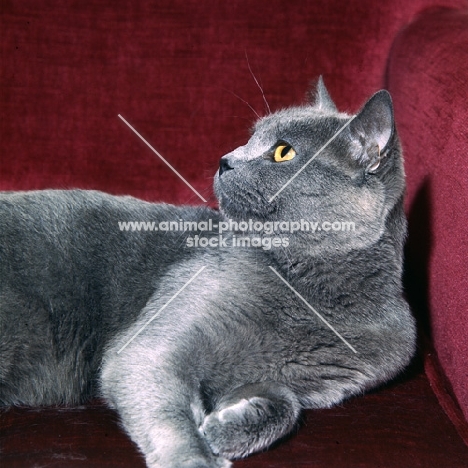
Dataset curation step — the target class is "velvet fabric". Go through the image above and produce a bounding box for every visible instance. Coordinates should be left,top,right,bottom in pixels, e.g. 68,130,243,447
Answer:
2,371,468,467
387,7,468,424
1,1,468,465
1,0,465,203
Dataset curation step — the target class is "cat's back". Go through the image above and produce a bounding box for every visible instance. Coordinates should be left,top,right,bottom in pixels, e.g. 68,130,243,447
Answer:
1,189,137,239
1,190,147,278
0,189,219,299
1,189,172,233
0,188,216,254
0,189,218,405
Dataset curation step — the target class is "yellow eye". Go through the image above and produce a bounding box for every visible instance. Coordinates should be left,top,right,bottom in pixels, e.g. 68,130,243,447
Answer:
273,144,296,162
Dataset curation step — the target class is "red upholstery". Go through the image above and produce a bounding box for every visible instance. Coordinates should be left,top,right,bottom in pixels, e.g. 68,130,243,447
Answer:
2,372,468,468
2,0,466,202
387,7,468,424
1,1,468,466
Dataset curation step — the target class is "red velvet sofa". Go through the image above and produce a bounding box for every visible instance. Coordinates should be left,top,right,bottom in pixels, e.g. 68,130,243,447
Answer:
1,1,467,466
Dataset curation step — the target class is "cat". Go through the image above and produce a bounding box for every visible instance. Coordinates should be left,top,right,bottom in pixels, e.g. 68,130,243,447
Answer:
0,78,416,468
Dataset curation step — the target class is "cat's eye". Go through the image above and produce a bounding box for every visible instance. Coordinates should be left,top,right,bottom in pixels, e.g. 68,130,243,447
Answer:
273,144,296,162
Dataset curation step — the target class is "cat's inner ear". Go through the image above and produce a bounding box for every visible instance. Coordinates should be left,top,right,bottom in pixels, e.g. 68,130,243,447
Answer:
311,76,338,111
349,90,394,171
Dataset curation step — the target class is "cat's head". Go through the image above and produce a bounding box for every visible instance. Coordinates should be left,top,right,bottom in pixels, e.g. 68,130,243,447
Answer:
214,78,406,253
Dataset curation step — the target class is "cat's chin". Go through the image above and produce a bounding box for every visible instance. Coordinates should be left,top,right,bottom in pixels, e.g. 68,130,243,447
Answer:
215,186,275,222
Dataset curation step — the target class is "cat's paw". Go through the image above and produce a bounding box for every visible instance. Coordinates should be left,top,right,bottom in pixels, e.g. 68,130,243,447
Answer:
200,397,273,459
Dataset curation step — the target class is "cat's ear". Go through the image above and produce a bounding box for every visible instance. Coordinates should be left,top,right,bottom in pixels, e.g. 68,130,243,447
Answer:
349,90,394,172
311,76,338,111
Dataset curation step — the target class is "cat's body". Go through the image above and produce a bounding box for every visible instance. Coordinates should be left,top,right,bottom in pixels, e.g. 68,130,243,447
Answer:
0,81,416,467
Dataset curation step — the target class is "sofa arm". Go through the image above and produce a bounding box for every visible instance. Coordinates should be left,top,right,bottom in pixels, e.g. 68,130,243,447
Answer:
387,7,468,425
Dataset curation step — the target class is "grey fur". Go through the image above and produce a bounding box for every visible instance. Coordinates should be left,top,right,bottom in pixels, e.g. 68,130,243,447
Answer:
0,81,416,468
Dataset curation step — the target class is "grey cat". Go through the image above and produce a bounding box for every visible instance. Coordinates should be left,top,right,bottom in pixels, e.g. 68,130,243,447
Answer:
0,79,416,468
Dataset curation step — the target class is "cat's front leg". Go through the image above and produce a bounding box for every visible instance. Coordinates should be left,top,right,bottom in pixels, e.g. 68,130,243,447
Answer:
101,341,231,468
200,382,301,459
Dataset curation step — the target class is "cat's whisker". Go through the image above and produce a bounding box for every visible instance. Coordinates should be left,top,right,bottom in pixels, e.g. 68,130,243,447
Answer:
222,88,261,120
245,50,271,116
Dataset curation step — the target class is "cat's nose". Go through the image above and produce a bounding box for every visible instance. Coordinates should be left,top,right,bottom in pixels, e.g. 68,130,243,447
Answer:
219,157,234,176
